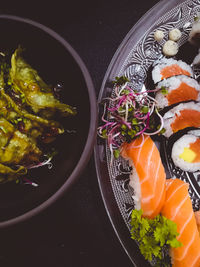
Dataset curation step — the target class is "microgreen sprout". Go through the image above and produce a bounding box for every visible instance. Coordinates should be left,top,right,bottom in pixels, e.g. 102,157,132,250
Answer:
22,177,38,187
98,76,164,162
26,155,53,170
112,76,130,86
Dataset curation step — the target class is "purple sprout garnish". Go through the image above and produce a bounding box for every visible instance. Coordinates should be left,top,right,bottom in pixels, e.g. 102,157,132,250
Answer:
98,76,164,163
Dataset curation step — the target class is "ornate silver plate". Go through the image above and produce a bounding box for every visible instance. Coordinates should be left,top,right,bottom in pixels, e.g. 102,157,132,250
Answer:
94,0,200,266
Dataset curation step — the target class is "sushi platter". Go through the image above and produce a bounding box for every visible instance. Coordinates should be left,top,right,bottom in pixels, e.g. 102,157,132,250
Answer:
95,0,200,266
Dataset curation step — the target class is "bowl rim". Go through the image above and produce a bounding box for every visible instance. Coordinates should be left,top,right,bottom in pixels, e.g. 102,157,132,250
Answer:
0,14,97,228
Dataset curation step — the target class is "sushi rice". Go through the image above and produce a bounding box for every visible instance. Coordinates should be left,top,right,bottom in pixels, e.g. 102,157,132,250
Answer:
129,165,141,210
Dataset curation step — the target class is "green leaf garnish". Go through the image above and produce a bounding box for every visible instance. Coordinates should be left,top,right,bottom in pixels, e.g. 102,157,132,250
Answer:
101,129,108,138
157,125,166,134
46,148,58,159
113,149,120,159
134,125,140,132
161,86,168,95
121,89,130,95
130,209,182,265
132,118,138,125
112,76,130,86
121,124,127,130
118,106,124,112
141,106,149,114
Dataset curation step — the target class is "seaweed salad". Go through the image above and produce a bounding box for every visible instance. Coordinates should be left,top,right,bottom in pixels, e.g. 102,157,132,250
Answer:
0,46,76,184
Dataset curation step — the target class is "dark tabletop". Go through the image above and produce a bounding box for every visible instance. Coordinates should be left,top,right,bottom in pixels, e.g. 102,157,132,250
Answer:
0,1,160,266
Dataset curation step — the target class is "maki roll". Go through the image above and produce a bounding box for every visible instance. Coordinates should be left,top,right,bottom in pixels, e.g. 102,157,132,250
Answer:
162,101,200,138
171,129,200,172
155,75,200,109
152,57,193,84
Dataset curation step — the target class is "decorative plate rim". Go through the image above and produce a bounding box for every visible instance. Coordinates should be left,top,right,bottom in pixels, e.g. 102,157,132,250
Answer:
94,0,199,266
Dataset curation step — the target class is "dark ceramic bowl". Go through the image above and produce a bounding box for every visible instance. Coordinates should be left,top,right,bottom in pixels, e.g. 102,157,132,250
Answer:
0,15,97,227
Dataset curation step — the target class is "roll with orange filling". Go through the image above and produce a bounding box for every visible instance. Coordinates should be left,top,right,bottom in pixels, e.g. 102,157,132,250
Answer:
162,101,200,138
155,75,200,109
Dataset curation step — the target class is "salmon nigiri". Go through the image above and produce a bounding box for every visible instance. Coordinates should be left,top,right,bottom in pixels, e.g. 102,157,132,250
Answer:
121,134,166,219
161,179,200,267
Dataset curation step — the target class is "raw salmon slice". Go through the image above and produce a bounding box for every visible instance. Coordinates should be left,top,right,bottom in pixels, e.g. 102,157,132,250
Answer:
161,179,200,267
121,135,166,219
189,138,200,163
161,64,191,80
171,109,200,134
166,82,199,106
